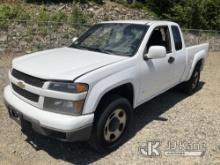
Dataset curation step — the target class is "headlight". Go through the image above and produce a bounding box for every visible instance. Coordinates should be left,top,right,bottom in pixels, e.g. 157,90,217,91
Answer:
48,82,88,93
44,97,84,115
46,82,88,115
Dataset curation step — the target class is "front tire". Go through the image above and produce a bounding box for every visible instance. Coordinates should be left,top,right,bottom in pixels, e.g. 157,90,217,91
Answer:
89,95,133,152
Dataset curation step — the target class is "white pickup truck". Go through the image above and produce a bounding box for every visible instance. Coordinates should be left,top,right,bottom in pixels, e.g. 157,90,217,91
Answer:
3,20,209,152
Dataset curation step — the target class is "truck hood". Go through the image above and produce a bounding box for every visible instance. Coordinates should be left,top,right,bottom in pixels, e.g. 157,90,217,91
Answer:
13,47,126,81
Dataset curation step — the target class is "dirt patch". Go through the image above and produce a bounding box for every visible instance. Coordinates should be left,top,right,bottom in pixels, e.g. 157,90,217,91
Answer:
0,52,220,165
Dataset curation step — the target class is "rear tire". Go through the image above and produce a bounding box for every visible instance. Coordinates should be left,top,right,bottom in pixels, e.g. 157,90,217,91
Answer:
182,67,200,95
89,95,133,152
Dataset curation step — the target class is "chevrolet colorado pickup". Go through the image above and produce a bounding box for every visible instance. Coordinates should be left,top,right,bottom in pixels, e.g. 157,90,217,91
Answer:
3,20,209,152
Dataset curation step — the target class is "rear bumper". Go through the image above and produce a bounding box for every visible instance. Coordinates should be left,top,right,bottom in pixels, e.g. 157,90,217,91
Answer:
3,85,94,142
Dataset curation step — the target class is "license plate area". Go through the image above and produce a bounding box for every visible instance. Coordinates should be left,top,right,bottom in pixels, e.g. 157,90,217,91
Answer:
8,106,23,125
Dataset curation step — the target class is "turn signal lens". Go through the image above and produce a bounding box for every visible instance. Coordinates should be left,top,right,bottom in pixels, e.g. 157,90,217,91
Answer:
76,83,88,93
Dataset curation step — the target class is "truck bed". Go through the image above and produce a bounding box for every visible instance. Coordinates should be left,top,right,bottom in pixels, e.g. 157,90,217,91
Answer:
183,43,209,81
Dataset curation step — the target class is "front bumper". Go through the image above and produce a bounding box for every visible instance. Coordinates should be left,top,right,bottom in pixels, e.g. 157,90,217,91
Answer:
3,85,94,142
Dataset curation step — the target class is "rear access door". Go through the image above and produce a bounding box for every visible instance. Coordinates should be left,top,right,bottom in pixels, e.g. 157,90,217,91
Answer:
169,25,186,85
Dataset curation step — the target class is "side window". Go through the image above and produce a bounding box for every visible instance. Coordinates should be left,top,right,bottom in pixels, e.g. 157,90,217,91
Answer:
146,26,172,53
171,26,182,51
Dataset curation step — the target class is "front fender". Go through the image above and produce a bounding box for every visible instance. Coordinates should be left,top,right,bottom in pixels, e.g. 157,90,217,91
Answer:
81,66,139,114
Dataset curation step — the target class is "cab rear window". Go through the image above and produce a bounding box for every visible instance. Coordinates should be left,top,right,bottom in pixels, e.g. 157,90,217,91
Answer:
171,26,182,51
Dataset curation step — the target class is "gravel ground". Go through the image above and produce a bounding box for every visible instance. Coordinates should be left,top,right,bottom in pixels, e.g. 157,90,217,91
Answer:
0,52,220,165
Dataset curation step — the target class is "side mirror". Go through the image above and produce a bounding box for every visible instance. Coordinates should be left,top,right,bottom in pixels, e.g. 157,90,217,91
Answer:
144,46,166,60
72,37,78,43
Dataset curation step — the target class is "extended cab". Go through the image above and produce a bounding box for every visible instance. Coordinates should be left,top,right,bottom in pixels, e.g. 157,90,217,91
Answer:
3,20,209,151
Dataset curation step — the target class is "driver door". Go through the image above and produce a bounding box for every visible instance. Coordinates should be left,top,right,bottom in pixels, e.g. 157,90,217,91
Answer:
139,26,175,103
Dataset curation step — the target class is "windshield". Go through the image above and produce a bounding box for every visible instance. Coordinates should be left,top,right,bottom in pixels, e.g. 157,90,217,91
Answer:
70,23,149,57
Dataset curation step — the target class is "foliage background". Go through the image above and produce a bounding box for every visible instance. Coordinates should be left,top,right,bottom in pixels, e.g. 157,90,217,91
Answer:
146,0,220,30
0,0,219,30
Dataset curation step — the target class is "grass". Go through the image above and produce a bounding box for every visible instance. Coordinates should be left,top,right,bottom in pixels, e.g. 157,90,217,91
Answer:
0,4,30,29
0,3,89,50
0,3,88,29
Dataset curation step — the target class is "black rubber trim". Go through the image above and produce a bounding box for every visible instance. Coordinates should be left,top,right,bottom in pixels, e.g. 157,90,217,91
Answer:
12,69,46,87
11,83,39,102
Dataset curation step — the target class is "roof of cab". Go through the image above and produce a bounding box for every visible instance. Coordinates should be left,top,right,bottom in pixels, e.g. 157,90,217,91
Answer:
100,20,177,26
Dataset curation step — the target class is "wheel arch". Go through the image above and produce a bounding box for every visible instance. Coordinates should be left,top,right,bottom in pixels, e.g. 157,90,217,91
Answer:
95,83,134,111
84,82,134,119
195,58,205,71
187,50,206,81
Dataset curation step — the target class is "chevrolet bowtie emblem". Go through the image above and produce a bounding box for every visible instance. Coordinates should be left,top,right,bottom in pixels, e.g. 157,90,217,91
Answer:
17,81,25,89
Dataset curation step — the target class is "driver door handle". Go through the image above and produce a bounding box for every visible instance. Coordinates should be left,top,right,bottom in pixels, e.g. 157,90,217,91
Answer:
168,56,175,64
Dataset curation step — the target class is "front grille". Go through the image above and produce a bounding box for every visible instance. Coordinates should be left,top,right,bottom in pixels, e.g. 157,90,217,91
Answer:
12,69,45,87
12,83,39,102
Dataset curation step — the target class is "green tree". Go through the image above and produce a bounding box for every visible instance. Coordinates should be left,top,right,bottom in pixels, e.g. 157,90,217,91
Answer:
146,0,220,30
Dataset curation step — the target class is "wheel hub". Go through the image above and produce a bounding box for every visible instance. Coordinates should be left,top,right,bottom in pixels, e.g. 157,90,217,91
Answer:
109,117,120,132
104,109,127,142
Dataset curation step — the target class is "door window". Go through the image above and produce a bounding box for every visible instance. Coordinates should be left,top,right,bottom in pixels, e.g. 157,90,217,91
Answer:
146,26,172,53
